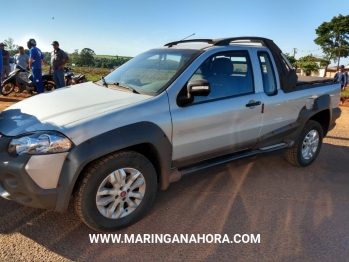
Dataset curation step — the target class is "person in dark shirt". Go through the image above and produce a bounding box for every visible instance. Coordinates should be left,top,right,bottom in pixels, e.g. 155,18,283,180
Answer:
27,39,47,94
335,65,348,91
0,46,2,95
49,41,69,88
0,42,11,78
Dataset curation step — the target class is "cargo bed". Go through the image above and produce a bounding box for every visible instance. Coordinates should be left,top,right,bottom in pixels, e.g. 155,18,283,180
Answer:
297,76,336,85
291,75,338,91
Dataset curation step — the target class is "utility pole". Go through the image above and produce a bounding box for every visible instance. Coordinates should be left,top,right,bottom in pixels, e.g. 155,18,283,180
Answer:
293,48,298,57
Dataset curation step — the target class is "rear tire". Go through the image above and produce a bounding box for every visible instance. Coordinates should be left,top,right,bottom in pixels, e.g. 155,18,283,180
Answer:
285,120,323,167
74,151,157,232
1,82,15,96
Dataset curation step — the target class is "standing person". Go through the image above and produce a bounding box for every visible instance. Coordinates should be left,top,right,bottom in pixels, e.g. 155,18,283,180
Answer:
0,42,11,78
0,45,3,95
14,46,29,69
335,65,348,91
49,41,69,89
27,39,47,94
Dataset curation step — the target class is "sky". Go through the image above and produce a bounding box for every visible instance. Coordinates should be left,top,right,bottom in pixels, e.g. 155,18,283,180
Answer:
2,0,348,66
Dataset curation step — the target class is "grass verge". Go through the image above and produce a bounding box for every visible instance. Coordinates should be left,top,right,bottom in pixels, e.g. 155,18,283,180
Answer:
41,65,113,82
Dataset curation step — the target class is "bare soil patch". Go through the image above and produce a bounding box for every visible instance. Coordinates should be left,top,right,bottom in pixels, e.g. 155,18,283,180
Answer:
0,92,31,111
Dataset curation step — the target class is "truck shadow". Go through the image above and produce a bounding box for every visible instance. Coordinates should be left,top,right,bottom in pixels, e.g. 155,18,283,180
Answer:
0,143,348,261
0,97,23,103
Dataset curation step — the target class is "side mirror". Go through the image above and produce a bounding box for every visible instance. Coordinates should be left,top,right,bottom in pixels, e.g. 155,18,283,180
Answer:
177,79,211,106
187,79,211,97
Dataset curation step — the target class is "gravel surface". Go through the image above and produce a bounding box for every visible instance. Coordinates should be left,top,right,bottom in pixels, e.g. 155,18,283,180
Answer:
0,96,349,262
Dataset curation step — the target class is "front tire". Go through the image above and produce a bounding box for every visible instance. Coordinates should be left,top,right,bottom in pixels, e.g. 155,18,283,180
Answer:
66,78,73,86
74,151,157,232
45,81,56,92
285,120,323,167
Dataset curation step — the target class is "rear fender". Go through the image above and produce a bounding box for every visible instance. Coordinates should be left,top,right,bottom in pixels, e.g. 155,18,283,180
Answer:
255,95,333,149
284,94,332,144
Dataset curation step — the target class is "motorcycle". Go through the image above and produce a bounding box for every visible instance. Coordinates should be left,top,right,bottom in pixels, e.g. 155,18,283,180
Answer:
64,67,88,86
1,65,55,96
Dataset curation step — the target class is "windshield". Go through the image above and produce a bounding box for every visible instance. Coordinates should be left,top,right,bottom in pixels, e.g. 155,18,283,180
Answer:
103,49,201,94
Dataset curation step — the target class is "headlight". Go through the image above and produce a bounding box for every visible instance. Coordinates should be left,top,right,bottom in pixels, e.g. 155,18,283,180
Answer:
8,131,74,156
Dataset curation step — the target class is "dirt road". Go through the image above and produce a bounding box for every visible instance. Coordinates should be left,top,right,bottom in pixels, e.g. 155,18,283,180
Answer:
0,93,29,112
1,96,349,262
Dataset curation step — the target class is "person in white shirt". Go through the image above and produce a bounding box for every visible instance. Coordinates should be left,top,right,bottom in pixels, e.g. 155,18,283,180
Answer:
14,46,29,70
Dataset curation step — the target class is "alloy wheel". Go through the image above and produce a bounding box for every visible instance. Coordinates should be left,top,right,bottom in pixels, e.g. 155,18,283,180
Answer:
301,129,319,160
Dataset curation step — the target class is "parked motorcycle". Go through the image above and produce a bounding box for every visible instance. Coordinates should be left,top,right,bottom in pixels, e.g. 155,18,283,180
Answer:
1,65,55,96
64,67,88,86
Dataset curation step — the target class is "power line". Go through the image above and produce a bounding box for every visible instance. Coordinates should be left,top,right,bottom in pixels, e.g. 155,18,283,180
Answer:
297,48,321,52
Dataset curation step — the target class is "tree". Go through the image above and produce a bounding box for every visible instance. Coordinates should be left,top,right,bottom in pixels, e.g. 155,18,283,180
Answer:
298,54,320,76
314,14,349,76
68,49,80,66
319,56,331,70
3,37,18,56
42,52,51,64
79,48,95,66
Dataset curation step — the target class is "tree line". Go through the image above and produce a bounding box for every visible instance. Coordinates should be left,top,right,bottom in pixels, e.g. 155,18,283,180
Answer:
2,38,131,69
67,48,131,68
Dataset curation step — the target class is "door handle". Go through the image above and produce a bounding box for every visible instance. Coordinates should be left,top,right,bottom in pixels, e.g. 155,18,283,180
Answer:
245,101,261,107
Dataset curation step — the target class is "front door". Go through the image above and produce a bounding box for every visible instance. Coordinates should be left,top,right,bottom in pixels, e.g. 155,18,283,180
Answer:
169,50,263,168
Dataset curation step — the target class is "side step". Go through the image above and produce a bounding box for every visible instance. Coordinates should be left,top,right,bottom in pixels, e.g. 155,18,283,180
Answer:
180,150,260,176
259,143,288,152
169,143,288,181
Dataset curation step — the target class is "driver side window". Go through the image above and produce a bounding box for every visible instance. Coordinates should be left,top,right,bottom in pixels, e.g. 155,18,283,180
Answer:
188,51,254,103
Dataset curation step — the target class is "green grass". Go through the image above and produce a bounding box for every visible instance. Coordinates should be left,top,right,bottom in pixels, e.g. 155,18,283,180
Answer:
342,89,349,98
42,65,112,82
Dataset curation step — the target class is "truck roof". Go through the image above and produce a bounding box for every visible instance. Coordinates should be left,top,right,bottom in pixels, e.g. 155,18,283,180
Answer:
161,36,298,93
157,43,268,50
163,37,275,50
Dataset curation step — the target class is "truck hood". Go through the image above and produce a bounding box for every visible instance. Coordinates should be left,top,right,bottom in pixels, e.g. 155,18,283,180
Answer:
0,82,152,136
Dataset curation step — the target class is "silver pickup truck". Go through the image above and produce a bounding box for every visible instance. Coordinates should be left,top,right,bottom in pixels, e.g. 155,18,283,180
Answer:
0,37,341,232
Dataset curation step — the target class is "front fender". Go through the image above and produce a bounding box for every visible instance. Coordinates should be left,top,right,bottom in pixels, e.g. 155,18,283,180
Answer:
2,75,16,85
55,121,172,213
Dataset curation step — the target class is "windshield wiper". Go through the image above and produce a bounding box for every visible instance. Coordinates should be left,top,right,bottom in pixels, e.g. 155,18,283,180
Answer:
108,82,140,94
